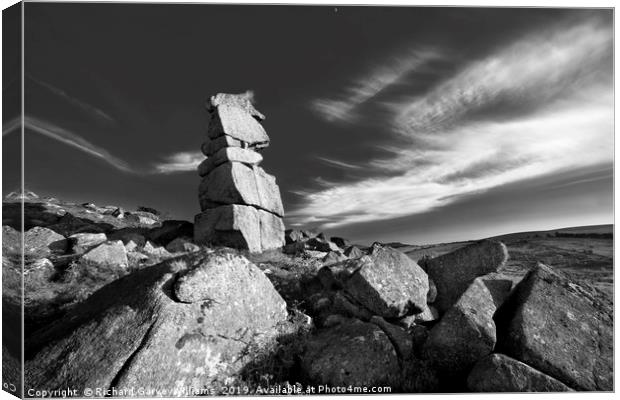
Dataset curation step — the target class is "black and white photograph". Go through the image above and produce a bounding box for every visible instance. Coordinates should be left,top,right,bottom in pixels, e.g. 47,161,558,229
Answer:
0,1,615,397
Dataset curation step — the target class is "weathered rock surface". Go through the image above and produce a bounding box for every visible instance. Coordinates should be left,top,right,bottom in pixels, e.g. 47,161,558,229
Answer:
318,257,367,290
284,229,306,244
199,162,284,217
344,245,364,259
201,135,244,157
198,147,263,177
423,276,512,373
305,237,340,252
147,220,193,246
69,233,107,254
322,251,348,265
25,251,288,393
207,105,270,145
209,91,265,121
467,353,573,392
195,205,284,253
301,318,401,387
344,245,429,318
370,316,414,360
330,237,349,249
81,240,128,269
24,227,67,258
258,209,286,251
426,240,508,313
165,237,200,253
495,264,612,391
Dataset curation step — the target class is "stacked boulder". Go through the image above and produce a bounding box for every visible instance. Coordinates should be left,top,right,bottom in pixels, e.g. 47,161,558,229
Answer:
194,92,285,253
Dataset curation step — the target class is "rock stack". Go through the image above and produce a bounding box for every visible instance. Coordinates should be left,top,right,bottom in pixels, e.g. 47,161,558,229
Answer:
194,92,285,253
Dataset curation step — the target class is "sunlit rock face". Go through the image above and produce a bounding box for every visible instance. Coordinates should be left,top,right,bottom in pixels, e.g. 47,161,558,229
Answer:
194,92,285,253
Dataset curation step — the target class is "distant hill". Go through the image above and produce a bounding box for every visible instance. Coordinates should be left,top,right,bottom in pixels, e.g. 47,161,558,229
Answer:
489,224,613,241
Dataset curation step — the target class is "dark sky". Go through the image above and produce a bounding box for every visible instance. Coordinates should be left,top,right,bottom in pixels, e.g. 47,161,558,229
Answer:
2,4,613,245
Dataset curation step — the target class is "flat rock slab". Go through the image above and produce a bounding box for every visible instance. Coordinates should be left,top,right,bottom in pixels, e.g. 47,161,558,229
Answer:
80,240,128,269
69,233,107,254
426,240,508,313
301,318,401,388
24,227,67,258
495,263,613,391
344,245,429,318
423,276,512,373
207,105,269,145
199,162,284,217
467,353,573,392
25,251,288,393
198,147,263,177
208,92,265,121
194,205,284,253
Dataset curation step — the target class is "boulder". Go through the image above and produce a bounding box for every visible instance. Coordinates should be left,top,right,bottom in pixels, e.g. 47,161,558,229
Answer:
125,213,158,226
344,245,429,318
301,318,401,388
194,205,283,253
257,209,285,251
2,225,21,257
317,257,367,290
495,264,612,391
142,241,174,260
198,147,263,177
199,162,284,217
208,91,266,121
423,276,512,373
207,105,270,145
69,233,107,254
329,290,373,322
426,240,508,313
46,213,107,236
427,278,437,303
344,245,364,258
467,353,573,392
201,135,245,157
195,204,261,252
414,305,439,323
322,251,347,265
25,250,288,393
174,251,284,306
165,237,200,253
282,241,305,255
305,237,339,252
146,220,193,246
284,229,306,244
81,240,128,269
330,237,349,248
370,316,414,360
24,227,67,258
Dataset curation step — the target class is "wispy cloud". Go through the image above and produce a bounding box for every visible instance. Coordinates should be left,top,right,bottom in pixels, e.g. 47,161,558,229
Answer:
293,17,613,229
153,151,204,174
316,156,362,170
311,48,441,123
19,116,137,173
4,115,201,175
27,74,116,123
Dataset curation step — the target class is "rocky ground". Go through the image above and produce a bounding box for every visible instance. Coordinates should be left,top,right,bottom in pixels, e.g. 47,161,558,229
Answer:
1,195,614,396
